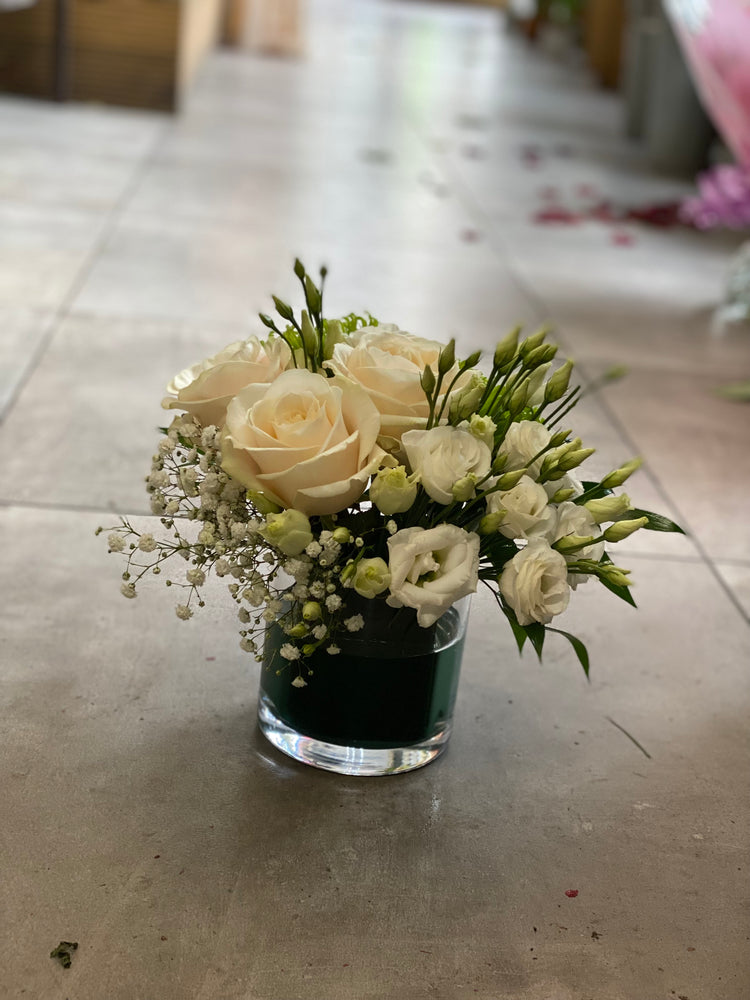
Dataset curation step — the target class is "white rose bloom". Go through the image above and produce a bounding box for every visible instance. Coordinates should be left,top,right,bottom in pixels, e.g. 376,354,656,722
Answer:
402,426,492,504
387,524,480,627
497,420,551,479
220,369,385,516
325,325,473,444
552,500,604,587
162,335,291,428
486,475,556,540
499,537,570,626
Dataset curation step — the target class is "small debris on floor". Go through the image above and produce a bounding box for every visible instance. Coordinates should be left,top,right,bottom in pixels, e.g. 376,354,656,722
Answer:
565,889,579,898
50,942,78,969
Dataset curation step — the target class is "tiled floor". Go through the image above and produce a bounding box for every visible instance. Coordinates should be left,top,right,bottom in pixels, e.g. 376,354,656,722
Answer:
2,2,749,998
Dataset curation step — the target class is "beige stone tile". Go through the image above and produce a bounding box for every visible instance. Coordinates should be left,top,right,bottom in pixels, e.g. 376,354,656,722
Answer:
0,200,105,309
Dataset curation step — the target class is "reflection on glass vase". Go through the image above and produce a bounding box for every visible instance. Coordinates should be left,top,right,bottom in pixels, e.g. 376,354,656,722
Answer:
257,595,471,776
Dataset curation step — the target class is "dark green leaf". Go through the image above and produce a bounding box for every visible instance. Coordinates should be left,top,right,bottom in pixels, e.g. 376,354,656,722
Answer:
598,575,637,608
546,627,590,678
525,622,545,660
621,508,686,534
50,942,78,969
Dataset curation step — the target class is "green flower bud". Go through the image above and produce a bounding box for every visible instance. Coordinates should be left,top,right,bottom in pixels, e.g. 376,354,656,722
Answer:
550,487,577,503
438,338,456,375
543,360,574,404
449,372,486,422
603,516,648,542
524,343,557,370
600,457,642,489
287,623,307,638
300,310,318,357
509,380,529,414
519,328,548,358
557,447,595,472
352,557,391,599
600,564,632,588
332,526,351,544
584,493,633,524
247,490,282,516
370,466,418,515
272,295,294,322
260,509,314,556
302,644,317,657
452,474,478,502
494,328,520,370
420,365,436,395
478,511,505,535
302,601,322,622
554,534,598,554
465,413,496,448
323,319,344,360
259,312,278,331
304,275,321,315
294,258,306,279
461,350,482,370
549,427,573,448
496,468,526,491
339,562,356,584
491,452,508,473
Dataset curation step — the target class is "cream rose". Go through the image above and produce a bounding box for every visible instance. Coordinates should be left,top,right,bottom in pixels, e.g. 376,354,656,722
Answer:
386,524,480,627
486,475,555,541
325,325,472,444
162,335,290,428
402,426,492,504
220,369,385,516
497,420,551,479
498,537,570,626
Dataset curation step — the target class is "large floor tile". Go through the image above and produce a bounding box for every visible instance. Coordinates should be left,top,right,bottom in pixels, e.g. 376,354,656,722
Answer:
0,200,106,309
1,507,748,999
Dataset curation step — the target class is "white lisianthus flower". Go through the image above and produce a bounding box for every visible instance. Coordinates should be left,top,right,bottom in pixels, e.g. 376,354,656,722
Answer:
402,426,492,505
325,325,473,444
498,538,570,626
220,369,385,516
459,414,496,450
162,335,291,428
497,420,552,479
486,475,556,541
553,501,604,587
387,524,480,627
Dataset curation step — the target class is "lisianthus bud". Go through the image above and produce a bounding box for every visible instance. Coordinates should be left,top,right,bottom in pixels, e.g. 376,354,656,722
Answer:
323,319,344,360
600,457,642,488
438,338,456,375
304,275,321,315
287,623,307,638
247,490,282,516
332,526,351,544
260,509,314,556
557,447,595,472
543,360,574,404
524,344,557,369
303,601,322,621
585,494,633,524
496,468,526,490
525,362,551,407
464,413,496,449
519,328,547,358
301,310,318,357
600,564,632,588
494,328,520,370
452,474,478,502
553,534,598,554
550,487,577,503
420,364,436,395
479,511,505,535
509,380,529,414
352,557,391,598
272,295,294,322
370,466,418,515
603,516,648,542
449,372,486,421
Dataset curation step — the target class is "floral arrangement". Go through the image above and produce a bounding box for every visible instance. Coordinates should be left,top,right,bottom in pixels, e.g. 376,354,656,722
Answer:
101,260,682,684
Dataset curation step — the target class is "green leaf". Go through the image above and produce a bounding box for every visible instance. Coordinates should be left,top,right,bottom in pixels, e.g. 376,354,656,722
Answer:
598,574,637,608
499,601,527,654
525,622,545,660
621,508,686,534
546,627,590,678
50,941,78,969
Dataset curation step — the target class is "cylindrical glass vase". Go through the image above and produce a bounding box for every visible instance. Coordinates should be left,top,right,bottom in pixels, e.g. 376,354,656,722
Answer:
257,596,470,776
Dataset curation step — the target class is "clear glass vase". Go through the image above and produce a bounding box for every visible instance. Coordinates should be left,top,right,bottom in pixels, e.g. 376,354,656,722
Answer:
257,595,470,776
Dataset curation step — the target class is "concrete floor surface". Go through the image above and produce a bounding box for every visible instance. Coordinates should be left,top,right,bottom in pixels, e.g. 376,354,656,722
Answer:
1,1,749,998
